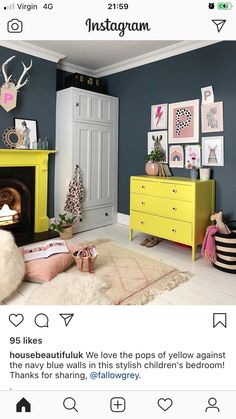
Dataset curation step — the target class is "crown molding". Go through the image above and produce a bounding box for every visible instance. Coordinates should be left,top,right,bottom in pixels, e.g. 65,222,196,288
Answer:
0,41,65,63
57,61,94,76
0,40,221,75
94,40,221,77
57,40,221,77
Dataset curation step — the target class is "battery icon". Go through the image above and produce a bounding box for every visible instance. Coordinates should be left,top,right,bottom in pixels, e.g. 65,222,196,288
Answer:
217,2,233,9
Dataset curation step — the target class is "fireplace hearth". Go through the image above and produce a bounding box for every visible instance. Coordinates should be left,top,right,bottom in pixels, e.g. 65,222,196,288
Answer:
0,149,57,246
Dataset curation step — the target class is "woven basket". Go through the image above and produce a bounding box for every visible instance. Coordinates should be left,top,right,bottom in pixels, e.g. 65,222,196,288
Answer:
73,246,98,273
214,221,236,274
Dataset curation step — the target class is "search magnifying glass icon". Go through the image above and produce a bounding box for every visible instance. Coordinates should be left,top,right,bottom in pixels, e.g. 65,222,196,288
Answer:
63,397,78,412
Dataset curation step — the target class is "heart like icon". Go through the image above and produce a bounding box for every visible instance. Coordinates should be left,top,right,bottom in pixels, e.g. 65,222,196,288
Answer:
9,314,24,327
157,398,173,411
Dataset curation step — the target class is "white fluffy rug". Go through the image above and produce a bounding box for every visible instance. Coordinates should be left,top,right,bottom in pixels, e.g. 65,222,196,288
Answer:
26,268,111,305
0,230,25,302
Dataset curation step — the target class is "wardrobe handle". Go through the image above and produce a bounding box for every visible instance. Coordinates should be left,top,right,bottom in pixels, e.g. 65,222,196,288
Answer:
171,228,176,233
80,218,83,222
105,212,109,216
141,201,145,205
172,207,177,211
140,221,145,225
141,185,145,189
172,189,177,193
76,102,80,107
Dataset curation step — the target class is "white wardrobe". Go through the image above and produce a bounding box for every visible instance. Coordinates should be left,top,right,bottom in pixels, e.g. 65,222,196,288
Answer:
55,87,119,233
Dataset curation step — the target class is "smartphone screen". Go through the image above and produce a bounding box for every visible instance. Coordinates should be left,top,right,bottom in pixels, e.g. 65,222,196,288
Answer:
0,0,235,417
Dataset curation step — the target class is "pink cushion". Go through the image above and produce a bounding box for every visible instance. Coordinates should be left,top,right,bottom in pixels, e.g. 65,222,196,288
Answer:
24,242,79,283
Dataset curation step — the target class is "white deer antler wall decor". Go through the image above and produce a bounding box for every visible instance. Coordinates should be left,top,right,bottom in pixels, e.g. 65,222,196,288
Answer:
0,56,33,112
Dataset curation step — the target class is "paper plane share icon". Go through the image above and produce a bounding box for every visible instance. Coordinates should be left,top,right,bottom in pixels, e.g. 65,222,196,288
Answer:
59,313,74,327
212,19,226,33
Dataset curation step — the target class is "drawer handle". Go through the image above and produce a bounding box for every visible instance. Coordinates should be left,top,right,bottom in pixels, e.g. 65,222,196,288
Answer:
172,189,177,193
172,228,176,233
141,201,145,205
105,212,109,216
140,221,145,225
141,185,145,189
80,218,83,222
76,102,80,107
172,207,177,211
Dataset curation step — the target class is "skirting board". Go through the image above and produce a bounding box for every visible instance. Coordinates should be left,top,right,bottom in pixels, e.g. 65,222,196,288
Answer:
117,213,130,226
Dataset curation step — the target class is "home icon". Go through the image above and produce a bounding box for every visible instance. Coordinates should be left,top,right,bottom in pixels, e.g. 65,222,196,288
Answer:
16,397,31,413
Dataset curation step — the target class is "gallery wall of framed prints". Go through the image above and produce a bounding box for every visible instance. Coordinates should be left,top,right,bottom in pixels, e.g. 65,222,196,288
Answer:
148,87,224,171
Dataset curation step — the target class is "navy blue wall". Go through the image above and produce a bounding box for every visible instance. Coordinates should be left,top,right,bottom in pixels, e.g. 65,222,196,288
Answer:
104,41,236,219
2,42,235,220
0,46,57,217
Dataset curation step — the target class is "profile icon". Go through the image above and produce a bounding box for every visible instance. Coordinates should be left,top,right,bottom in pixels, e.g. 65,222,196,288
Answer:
205,397,220,412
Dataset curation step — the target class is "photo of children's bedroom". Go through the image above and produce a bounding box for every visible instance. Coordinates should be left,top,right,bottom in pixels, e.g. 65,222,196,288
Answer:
0,40,235,305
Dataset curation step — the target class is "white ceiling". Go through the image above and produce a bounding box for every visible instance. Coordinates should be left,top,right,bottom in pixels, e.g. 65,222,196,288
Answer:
29,40,180,70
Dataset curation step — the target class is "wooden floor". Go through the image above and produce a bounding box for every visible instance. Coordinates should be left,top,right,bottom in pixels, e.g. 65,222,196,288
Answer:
2,223,236,305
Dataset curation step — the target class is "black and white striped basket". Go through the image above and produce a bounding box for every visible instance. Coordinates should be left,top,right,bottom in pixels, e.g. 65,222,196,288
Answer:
214,222,236,274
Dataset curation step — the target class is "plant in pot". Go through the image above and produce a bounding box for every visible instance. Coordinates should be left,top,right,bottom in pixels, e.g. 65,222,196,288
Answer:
50,213,77,239
145,147,166,176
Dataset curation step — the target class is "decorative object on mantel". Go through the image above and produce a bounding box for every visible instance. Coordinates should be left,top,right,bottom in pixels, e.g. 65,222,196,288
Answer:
0,56,33,112
50,213,78,240
2,126,24,149
14,118,38,149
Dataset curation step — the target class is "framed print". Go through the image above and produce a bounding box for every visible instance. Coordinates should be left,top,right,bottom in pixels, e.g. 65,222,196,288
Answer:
169,145,184,168
151,103,168,130
201,101,224,133
168,99,199,143
202,136,224,166
147,131,168,163
185,144,201,169
14,118,38,149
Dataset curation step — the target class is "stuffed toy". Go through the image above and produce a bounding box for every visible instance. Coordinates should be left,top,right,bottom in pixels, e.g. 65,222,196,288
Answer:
210,211,231,235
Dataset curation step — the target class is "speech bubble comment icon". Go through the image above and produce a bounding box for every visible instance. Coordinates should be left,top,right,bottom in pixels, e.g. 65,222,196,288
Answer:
34,313,49,328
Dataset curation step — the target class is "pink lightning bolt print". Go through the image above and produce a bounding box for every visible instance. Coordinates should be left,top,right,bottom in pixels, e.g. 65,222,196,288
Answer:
155,105,164,126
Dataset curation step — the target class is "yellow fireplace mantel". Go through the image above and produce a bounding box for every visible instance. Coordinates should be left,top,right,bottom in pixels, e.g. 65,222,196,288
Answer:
0,149,56,233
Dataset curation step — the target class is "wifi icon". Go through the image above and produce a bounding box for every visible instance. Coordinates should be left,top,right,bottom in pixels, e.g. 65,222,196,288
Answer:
4,3,15,10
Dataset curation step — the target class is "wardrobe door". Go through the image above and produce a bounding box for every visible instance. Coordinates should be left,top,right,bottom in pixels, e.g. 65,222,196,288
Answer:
73,90,115,123
73,122,115,208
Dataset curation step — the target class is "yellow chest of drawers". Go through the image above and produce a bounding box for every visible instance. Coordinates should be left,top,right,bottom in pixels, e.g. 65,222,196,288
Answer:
130,176,215,260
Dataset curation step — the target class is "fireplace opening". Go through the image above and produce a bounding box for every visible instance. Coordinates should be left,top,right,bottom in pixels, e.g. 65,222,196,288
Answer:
0,167,35,236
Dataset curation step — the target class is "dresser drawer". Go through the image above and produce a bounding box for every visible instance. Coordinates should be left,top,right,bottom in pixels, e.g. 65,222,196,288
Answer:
158,182,194,201
74,205,113,232
130,180,158,196
130,211,192,245
131,194,193,222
